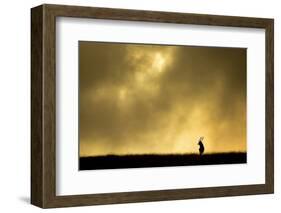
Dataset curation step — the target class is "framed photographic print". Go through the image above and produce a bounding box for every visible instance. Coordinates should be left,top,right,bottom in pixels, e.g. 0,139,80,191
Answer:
31,4,274,208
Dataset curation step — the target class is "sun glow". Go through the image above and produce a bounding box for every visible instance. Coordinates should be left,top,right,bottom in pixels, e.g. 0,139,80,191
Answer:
79,42,246,157
152,52,166,73
118,88,127,101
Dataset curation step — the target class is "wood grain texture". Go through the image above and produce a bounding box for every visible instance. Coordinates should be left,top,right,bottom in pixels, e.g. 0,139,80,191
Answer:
31,5,43,207
31,4,274,208
265,20,274,193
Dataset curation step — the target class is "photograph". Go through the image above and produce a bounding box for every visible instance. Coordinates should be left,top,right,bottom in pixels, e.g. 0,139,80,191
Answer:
30,4,274,208
78,41,247,170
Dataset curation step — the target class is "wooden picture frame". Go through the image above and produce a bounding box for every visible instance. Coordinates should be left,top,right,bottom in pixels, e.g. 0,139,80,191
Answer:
31,4,274,208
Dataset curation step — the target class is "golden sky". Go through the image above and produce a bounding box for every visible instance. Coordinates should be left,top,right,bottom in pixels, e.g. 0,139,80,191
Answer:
79,41,246,157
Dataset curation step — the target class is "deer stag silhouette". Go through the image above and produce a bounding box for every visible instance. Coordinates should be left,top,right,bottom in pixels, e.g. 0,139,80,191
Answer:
198,137,205,156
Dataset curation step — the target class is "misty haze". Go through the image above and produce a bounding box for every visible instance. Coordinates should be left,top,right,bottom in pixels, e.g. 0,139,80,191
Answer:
79,41,247,170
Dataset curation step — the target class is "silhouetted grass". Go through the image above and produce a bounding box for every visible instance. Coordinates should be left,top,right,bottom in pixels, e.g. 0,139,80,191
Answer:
79,152,246,170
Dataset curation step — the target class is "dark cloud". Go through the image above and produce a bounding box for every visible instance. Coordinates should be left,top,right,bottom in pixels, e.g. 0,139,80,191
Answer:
79,42,246,156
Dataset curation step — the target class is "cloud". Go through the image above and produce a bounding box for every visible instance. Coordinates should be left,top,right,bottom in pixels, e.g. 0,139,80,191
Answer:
79,42,246,156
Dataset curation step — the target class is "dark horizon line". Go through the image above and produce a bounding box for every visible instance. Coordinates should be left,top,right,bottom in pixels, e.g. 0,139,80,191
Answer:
80,151,246,158
79,152,247,170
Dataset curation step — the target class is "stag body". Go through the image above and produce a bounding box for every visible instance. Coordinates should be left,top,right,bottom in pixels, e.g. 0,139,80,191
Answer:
198,137,205,156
